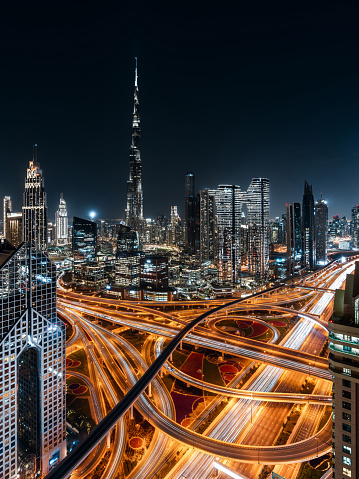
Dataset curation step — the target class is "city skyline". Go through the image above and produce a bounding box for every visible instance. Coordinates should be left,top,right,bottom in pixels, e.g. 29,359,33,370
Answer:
0,4,359,219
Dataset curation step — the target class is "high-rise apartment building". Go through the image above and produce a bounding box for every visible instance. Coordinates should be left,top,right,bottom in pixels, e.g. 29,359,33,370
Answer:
170,206,182,247
351,206,359,248
22,144,48,251
301,181,315,269
140,255,169,290
126,58,143,234
331,215,350,240
210,185,242,284
245,177,270,280
315,195,328,265
0,239,66,479
329,262,359,479
73,215,97,260
286,202,301,275
115,224,140,287
199,189,216,262
6,213,23,248
184,171,198,255
3,196,12,238
55,193,68,245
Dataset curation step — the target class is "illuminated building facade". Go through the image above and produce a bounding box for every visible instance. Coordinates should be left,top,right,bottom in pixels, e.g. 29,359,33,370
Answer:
117,224,139,254
6,213,23,248
22,145,48,251
331,215,350,240
126,58,143,234
3,196,12,238
315,195,328,264
140,255,169,289
301,180,315,269
199,189,216,262
55,193,68,245
0,239,66,479
185,171,198,254
351,206,359,248
170,206,182,246
245,177,270,280
72,217,97,282
286,202,301,275
329,262,359,479
115,224,140,287
210,185,242,284
75,262,107,290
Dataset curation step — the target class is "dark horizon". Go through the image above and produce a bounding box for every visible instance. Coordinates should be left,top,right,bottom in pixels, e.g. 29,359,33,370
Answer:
1,3,358,221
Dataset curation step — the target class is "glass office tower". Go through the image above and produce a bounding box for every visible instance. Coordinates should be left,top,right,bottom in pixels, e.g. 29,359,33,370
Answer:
22,145,48,252
0,239,66,479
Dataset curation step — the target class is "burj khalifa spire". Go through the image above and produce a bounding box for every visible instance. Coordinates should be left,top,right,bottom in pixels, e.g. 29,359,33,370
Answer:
125,57,143,233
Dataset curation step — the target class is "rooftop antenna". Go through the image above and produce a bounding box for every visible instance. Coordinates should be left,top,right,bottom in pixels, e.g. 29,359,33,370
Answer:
33,144,38,164
135,57,138,88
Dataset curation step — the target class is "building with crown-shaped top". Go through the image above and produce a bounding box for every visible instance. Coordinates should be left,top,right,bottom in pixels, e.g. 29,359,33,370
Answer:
22,144,48,251
55,193,68,245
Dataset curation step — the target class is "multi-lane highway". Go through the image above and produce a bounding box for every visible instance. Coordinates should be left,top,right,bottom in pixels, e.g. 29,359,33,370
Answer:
47,257,357,479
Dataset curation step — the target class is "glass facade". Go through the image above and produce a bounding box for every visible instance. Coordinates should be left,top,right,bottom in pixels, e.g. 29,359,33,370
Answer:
329,264,359,479
126,58,143,234
286,202,301,275
199,190,216,262
315,196,328,264
22,145,48,252
301,181,315,269
0,239,66,478
210,185,242,285
72,216,97,264
55,193,68,245
245,177,270,280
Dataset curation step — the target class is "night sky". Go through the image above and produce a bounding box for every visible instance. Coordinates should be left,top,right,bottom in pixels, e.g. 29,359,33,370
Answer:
0,3,359,221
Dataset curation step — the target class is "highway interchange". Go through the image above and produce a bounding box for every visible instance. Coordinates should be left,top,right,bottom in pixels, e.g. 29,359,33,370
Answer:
47,258,357,479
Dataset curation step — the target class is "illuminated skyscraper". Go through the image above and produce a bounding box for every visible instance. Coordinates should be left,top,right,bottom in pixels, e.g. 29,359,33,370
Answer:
315,195,328,265
125,58,143,233
72,217,97,263
286,202,301,275
301,181,315,269
329,262,359,479
351,205,359,248
184,172,198,254
115,224,140,287
6,213,23,248
199,189,216,262
170,206,182,246
0,239,66,479
3,196,12,238
22,145,48,251
245,178,270,280
55,193,68,245
210,185,242,284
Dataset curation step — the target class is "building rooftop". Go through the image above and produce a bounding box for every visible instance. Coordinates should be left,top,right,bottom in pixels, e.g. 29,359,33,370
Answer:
0,239,17,267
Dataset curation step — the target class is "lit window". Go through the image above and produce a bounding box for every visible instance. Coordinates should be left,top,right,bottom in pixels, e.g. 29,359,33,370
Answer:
343,445,351,455
343,467,351,477
343,457,351,466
